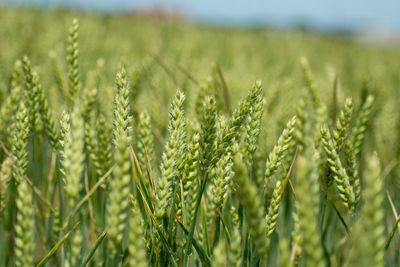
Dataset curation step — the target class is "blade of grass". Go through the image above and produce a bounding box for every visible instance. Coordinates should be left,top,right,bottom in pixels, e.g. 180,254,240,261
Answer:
214,64,232,114
24,175,55,212
80,230,107,267
35,222,79,267
385,212,400,250
178,220,212,266
330,203,350,236
177,64,199,85
147,50,179,87
386,190,400,232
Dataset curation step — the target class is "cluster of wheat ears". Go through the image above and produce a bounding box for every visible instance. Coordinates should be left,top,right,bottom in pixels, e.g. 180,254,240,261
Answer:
0,18,393,267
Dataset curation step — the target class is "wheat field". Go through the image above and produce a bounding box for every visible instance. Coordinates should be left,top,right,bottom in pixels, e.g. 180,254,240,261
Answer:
0,7,400,267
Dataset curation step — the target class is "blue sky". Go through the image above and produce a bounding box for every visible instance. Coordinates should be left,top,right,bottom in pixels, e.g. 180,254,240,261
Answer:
2,0,400,30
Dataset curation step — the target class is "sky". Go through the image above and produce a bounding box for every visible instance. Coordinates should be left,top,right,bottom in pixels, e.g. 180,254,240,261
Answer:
2,0,400,31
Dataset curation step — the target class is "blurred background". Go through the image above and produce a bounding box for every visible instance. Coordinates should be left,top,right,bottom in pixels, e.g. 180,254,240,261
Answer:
1,0,400,44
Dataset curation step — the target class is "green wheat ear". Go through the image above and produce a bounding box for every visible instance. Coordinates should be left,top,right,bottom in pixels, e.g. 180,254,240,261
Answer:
211,149,234,210
0,60,22,140
296,150,325,267
80,79,98,118
113,68,133,137
291,203,303,260
67,18,80,98
200,95,217,172
234,159,268,259
15,177,35,267
154,90,186,222
60,106,85,266
12,102,34,267
20,57,58,147
137,110,155,174
0,156,13,218
333,97,353,150
227,228,241,267
107,69,133,253
31,70,59,148
11,102,29,184
264,116,296,208
265,178,286,237
22,56,43,131
183,132,201,226
107,124,131,252
344,141,361,206
227,207,242,267
347,153,384,267
128,196,148,267
351,95,375,158
62,107,85,210
320,125,355,212
96,112,112,176
243,94,265,167
206,148,234,231
362,153,385,265
213,80,262,167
